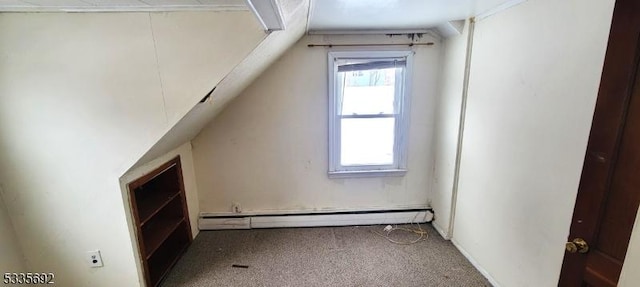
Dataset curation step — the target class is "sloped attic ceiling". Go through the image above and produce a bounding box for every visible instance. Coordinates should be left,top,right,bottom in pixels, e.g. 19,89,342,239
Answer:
130,0,521,169
307,0,523,32
132,0,310,168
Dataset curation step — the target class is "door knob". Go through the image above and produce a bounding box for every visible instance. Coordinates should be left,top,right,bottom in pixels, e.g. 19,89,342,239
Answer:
565,238,589,253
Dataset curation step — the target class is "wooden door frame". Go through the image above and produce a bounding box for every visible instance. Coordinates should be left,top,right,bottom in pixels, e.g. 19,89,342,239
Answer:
559,0,640,285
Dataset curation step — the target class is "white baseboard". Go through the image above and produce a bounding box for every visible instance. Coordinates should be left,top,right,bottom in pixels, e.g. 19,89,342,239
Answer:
451,238,501,287
199,209,433,230
200,205,430,217
198,217,250,230
251,211,430,228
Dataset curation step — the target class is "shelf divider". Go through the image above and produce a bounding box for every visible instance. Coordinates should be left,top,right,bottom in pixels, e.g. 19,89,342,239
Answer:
144,217,185,259
140,192,180,226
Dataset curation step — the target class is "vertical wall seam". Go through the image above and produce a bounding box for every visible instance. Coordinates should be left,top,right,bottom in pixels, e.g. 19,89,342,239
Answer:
0,183,30,270
148,13,169,123
448,17,476,238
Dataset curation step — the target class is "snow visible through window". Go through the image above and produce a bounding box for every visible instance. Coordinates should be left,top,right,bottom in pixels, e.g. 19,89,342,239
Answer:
339,68,397,166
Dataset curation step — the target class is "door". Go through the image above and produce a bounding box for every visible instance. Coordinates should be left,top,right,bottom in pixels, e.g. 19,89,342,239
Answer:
559,0,640,286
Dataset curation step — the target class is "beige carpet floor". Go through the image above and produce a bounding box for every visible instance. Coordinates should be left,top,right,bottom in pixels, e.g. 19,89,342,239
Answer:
161,224,491,287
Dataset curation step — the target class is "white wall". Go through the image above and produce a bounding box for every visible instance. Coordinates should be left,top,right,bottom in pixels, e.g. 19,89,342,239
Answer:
133,0,310,167
193,34,440,214
430,21,469,238
619,208,640,286
148,11,265,124
450,0,616,286
0,192,26,273
0,11,263,286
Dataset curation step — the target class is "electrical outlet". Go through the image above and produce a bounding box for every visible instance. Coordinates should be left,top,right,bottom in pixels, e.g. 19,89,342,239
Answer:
232,202,242,213
87,250,103,268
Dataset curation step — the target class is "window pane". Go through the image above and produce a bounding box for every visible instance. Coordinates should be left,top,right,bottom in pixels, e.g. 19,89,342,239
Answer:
340,68,398,116
340,118,395,166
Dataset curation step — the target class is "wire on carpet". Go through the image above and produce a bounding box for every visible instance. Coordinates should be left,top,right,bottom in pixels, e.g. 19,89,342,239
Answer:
371,214,429,245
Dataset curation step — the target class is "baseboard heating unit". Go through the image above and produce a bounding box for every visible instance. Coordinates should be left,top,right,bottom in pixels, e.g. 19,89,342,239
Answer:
199,208,434,230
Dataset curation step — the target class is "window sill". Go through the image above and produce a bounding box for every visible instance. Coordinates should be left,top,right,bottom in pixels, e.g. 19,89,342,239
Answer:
328,169,407,179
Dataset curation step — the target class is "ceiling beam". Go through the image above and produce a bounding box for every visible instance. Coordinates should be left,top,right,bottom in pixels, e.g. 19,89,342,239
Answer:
436,20,465,38
245,0,286,31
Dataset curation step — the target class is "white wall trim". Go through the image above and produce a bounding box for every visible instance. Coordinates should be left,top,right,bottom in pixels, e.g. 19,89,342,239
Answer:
475,0,528,20
431,221,450,240
452,238,502,287
0,5,248,13
448,17,475,237
201,205,430,217
199,217,251,230
328,169,407,178
327,50,413,176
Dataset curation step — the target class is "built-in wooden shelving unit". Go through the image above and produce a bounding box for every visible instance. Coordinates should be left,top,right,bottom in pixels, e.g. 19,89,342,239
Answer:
128,156,192,287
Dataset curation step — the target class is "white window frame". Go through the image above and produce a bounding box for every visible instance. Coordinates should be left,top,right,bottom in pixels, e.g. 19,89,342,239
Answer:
328,50,413,178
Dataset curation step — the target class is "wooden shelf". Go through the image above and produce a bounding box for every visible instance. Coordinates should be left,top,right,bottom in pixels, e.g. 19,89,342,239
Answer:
150,243,189,287
128,156,192,287
144,217,185,259
148,222,190,286
139,192,180,226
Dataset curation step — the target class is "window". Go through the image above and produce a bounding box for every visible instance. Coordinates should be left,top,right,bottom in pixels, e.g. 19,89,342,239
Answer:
328,51,413,177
